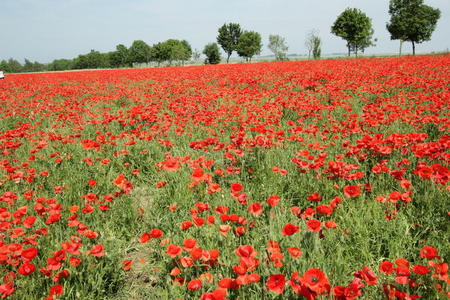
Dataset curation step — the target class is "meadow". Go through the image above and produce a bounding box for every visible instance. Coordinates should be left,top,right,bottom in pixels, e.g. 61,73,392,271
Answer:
0,55,449,299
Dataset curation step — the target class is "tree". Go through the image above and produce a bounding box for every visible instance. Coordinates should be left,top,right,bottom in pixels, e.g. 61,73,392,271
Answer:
128,40,151,65
312,35,322,59
1,58,23,73
268,34,288,61
150,39,192,66
192,49,201,63
203,43,221,64
331,8,375,57
386,0,441,56
73,50,108,69
109,44,130,67
217,23,242,63
237,31,262,62
49,59,73,71
305,30,319,59
179,40,192,64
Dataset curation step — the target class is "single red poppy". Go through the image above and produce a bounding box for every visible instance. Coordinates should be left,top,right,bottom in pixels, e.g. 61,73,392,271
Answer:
281,223,299,236
266,274,285,294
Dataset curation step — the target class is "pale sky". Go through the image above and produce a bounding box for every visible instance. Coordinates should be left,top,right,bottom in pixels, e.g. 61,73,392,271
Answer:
1,0,449,63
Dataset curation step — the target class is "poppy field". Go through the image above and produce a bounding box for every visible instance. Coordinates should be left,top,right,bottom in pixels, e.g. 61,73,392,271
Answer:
0,55,449,299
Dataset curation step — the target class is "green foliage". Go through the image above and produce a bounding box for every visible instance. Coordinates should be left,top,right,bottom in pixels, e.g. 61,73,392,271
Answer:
331,8,375,56
312,35,321,59
305,29,319,59
151,39,192,66
202,43,221,64
109,44,130,68
48,59,74,71
0,58,23,73
128,40,151,65
73,50,109,69
22,59,46,73
268,34,288,61
191,49,201,62
386,0,441,55
237,31,262,62
217,23,242,63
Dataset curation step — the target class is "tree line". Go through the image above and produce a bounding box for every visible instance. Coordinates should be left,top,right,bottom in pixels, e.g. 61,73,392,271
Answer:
0,0,441,72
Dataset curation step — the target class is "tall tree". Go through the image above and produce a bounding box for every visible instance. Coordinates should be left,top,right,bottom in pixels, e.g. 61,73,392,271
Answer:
268,34,288,61
236,31,262,62
128,40,151,65
386,0,441,56
150,39,192,66
305,30,319,59
109,44,129,67
312,35,322,59
192,49,201,63
2,58,23,73
203,43,221,64
331,8,375,57
217,23,242,63
49,59,73,71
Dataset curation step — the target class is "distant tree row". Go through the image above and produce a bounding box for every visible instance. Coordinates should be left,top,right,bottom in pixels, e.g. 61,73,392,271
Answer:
0,58,46,73
0,0,441,72
69,39,193,70
1,39,193,73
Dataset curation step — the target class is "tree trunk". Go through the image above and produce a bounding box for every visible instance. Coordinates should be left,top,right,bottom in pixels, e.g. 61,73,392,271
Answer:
227,53,231,63
399,40,403,57
355,48,358,57
348,46,351,57
308,50,311,59
412,41,416,56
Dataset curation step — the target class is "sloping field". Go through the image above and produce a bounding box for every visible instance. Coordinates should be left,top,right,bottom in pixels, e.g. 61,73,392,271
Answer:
0,55,449,299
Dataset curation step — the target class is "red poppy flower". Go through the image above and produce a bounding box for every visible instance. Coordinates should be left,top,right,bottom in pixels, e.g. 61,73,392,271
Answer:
354,265,378,285
248,202,263,215
379,260,394,274
306,219,321,232
187,279,202,291
266,274,285,294
343,185,361,198
316,204,333,216
287,247,302,258
89,244,105,257
281,223,299,236
166,244,182,258
150,229,163,238
266,195,281,208
69,257,82,267
113,173,126,187
200,288,227,300
156,180,167,188
307,192,322,202
18,263,36,276
181,221,193,231
122,260,132,271
49,284,63,297
235,245,256,258
183,238,197,251
300,268,330,294
21,247,38,262
411,264,430,275
230,183,243,193
420,245,438,259
324,220,337,228
140,232,151,243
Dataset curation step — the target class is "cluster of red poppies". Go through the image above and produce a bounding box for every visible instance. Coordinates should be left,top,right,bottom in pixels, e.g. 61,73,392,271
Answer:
0,55,449,298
